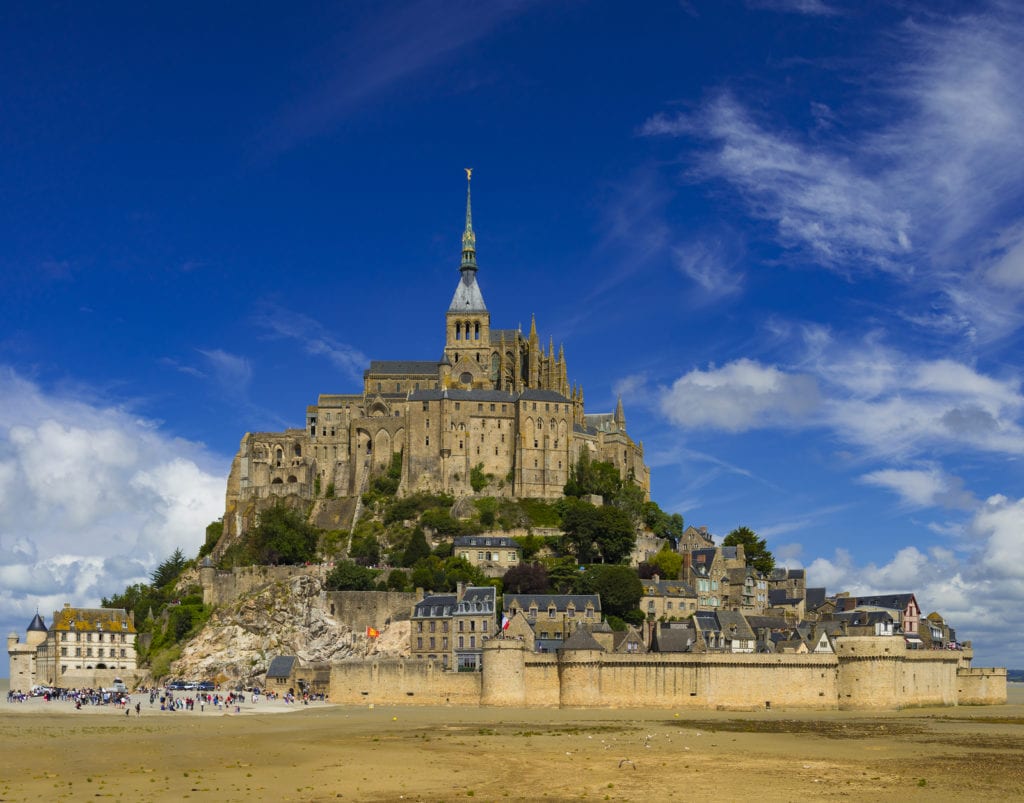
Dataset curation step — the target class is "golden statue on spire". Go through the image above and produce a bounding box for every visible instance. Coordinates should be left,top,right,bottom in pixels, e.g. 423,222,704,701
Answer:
465,167,472,181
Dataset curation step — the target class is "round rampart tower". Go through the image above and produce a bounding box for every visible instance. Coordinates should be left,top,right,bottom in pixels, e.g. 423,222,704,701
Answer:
557,647,603,707
835,636,901,710
481,638,527,707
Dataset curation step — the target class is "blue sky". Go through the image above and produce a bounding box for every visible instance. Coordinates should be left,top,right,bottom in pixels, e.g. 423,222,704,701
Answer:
3,0,1023,674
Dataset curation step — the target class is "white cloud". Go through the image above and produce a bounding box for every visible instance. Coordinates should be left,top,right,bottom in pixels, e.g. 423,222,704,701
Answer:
197,348,252,395
746,0,841,15
803,493,1024,667
642,5,1024,340
254,303,367,381
659,358,820,432
672,235,744,299
860,466,975,509
0,368,224,667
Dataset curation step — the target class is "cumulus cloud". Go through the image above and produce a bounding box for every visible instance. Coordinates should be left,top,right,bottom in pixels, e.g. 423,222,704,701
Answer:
660,358,820,432
659,337,1024,459
860,466,976,509
0,368,224,668
802,493,1024,666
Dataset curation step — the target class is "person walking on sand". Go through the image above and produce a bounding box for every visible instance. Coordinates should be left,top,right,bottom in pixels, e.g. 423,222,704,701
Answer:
135,702,141,717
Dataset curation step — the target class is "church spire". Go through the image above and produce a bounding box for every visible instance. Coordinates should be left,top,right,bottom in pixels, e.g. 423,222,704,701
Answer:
460,168,477,272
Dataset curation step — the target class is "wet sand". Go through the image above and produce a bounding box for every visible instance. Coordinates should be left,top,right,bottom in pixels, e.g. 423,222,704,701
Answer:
1,685,1022,801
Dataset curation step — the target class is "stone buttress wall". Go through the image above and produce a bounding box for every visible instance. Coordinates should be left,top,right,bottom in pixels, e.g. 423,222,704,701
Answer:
956,667,1008,705
202,565,326,607
324,591,420,632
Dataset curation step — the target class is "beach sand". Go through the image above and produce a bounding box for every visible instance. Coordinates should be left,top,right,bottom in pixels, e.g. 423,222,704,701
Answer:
1,684,1022,802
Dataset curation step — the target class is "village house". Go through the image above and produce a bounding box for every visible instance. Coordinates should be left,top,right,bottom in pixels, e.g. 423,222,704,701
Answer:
502,593,601,652
452,535,521,578
640,575,698,620
409,584,497,670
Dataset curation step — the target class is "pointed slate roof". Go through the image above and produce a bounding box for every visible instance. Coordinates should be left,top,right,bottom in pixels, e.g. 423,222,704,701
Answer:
560,625,604,652
27,612,47,632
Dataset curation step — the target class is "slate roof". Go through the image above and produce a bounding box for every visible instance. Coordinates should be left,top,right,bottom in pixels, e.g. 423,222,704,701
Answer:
366,360,439,376
745,615,791,631
409,388,518,403
768,590,803,606
454,535,520,549
490,328,521,343
266,656,297,679
449,273,487,312
454,586,496,615
805,587,827,609
519,388,572,403
844,593,917,611
651,623,695,653
503,594,601,613
716,610,755,641
27,613,47,632
584,413,616,432
560,626,605,652
413,593,458,618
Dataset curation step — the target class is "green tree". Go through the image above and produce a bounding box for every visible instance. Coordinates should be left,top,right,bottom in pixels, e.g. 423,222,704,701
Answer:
723,526,775,575
386,569,409,591
593,505,636,564
150,548,187,588
502,562,548,594
402,527,431,567
325,560,378,591
470,463,490,493
564,451,623,502
580,564,642,620
648,543,683,579
558,497,601,563
545,556,581,594
251,504,320,565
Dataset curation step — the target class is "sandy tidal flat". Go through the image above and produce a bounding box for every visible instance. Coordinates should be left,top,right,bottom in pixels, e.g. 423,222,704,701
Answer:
1,687,1023,802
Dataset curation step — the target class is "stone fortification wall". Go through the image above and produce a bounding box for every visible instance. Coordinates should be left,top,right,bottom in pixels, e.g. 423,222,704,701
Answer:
323,590,420,632
834,636,962,709
330,635,998,710
201,564,326,607
956,667,1007,705
329,659,481,706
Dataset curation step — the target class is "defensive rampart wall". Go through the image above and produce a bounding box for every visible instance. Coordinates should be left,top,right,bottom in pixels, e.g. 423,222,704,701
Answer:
956,667,1008,705
329,659,481,706
329,636,1006,710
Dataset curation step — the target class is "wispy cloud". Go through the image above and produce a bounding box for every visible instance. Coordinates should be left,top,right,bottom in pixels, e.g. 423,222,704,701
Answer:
253,303,367,380
258,1,533,154
641,4,1024,340
746,0,842,15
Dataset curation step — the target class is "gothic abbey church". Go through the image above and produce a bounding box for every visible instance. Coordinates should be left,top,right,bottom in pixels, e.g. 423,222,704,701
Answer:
222,175,649,540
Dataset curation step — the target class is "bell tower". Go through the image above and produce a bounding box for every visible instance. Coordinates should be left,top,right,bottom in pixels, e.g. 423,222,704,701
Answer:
445,169,492,387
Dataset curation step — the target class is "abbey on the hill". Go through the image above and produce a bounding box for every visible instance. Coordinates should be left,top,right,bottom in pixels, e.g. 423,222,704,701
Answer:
223,172,649,531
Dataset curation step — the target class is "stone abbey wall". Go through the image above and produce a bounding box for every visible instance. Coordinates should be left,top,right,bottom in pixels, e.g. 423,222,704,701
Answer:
323,590,420,632
329,636,1006,710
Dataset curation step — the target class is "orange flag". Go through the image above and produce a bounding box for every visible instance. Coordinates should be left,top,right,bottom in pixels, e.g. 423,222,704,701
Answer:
366,626,380,638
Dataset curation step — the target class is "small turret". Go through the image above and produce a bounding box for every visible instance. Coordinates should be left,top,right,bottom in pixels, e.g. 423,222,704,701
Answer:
614,396,626,430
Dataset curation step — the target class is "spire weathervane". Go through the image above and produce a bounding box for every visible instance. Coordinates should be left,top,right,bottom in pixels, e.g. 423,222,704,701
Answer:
460,168,477,271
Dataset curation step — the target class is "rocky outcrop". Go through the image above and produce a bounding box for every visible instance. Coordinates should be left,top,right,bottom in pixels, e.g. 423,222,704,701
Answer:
169,573,410,686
